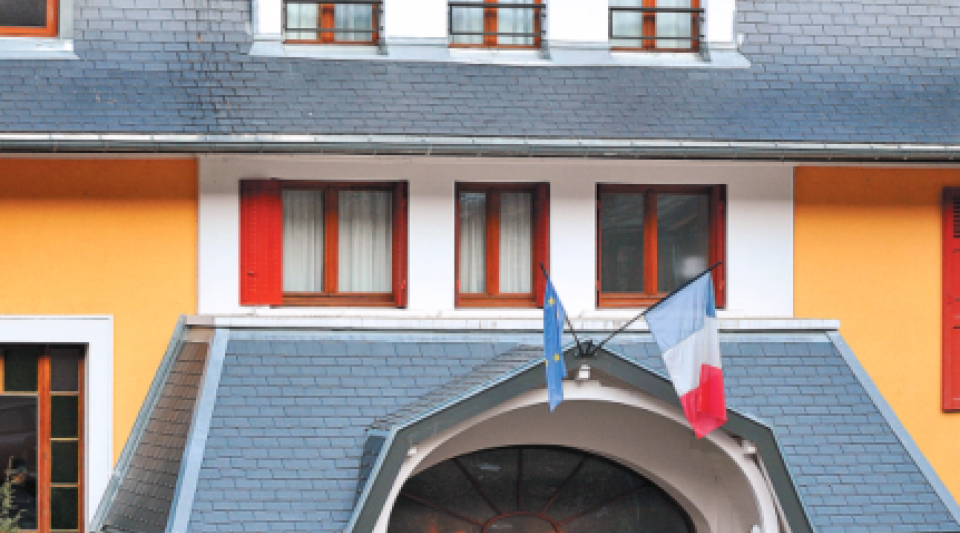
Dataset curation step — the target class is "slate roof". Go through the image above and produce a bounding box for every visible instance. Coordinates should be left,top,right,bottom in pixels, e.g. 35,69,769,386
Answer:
100,341,208,533
1,0,959,143
92,326,960,533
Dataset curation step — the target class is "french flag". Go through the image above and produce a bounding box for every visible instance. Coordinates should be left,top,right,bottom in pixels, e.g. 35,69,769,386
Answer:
645,272,726,438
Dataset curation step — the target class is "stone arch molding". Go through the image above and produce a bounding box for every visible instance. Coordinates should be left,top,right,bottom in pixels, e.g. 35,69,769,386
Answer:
372,379,779,533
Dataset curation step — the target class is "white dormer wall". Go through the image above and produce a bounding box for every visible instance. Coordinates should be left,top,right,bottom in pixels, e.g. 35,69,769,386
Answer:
250,0,743,64
198,155,794,319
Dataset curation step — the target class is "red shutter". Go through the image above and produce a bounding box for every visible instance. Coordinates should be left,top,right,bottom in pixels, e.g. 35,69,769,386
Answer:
534,183,550,307
710,185,727,309
393,181,409,308
943,188,960,411
239,179,283,306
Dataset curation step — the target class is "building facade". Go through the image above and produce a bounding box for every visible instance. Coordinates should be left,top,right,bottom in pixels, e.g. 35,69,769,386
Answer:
1,0,960,532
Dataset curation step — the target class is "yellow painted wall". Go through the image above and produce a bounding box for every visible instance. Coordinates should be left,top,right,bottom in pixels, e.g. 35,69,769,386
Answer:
0,158,198,461
795,166,960,498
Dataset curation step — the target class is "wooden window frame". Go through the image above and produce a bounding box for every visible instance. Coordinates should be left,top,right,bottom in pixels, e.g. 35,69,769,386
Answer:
0,0,58,37
942,188,960,411
283,1,380,46
609,0,701,53
240,179,408,308
448,0,542,50
596,184,725,309
0,344,84,533
455,183,549,308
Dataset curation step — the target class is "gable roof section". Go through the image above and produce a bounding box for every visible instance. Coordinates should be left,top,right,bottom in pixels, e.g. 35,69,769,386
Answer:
92,327,960,533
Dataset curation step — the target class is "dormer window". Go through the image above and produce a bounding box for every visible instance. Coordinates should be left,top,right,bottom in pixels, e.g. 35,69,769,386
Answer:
283,0,381,44
609,0,703,52
0,0,58,37
449,0,545,48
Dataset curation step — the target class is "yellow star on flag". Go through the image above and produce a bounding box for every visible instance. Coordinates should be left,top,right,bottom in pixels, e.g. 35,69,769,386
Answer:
554,354,560,362
548,297,555,306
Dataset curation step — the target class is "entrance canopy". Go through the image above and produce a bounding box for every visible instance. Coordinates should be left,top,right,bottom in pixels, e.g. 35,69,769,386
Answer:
91,322,960,533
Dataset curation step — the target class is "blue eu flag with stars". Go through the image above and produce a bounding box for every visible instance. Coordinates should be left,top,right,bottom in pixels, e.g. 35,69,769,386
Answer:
543,277,567,411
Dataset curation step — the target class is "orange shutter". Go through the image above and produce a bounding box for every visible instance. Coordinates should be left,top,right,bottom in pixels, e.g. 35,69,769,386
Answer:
710,185,727,309
393,181,409,308
943,189,960,411
534,183,550,307
239,180,283,306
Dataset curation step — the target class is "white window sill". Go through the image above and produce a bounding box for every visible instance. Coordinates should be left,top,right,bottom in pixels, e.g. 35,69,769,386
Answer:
0,36,77,59
248,35,749,68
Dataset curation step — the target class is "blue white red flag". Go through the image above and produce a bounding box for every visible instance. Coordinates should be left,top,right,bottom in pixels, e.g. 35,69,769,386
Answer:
645,273,726,438
543,277,567,411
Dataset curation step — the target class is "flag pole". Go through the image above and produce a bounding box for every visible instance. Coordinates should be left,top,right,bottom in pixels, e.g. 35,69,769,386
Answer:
539,263,586,357
590,261,723,356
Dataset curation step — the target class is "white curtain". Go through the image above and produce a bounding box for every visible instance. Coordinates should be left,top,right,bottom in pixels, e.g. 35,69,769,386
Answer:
499,192,532,293
610,0,643,48
656,0,692,49
451,0,484,45
497,0,535,46
285,3,319,40
459,192,486,293
335,3,374,42
338,191,393,292
282,190,325,292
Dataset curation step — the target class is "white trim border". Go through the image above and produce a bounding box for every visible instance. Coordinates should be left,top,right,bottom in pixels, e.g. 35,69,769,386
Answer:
0,315,113,528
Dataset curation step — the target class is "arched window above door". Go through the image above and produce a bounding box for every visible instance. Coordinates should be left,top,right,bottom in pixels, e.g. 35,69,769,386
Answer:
388,445,694,533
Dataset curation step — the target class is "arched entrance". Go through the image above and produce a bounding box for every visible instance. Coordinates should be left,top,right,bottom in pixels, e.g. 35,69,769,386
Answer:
388,445,694,533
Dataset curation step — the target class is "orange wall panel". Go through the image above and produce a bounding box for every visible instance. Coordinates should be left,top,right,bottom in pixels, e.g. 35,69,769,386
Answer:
0,158,198,461
795,166,960,498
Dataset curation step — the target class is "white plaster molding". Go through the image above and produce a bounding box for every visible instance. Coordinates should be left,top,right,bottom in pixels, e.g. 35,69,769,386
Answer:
370,381,779,533
0,315,113,527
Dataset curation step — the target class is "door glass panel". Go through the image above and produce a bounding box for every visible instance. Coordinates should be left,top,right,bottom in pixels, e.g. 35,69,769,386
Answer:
3,347,40,392
49,348,81,393
50,486,79,530
51,441,79,484
51,396,79,439
0,396,38,530
600,193,645,293
656,194,709,293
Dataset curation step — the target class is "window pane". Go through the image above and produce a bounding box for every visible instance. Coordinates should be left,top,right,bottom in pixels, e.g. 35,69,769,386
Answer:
50,486,79,530
450,0,483,45
609,0,643,48
338,191,393,292
656,0,693,49
51,396,79,439
459,192,486,293
657,194,709,293
3,347,40,392
334,3,373,42
520,447,583,512
499,192,532,293
283,189,325,292
49,347,81,393
51,441,79,484
600,193,645,293
0,0,47,28
497,0,535,46
401,459,494,523
487,515,554,533
285,2,319,40
0,396,38,530
388,496,481,533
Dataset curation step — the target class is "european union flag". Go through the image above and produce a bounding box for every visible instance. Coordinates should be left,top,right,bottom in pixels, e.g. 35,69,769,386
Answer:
543,277,567,411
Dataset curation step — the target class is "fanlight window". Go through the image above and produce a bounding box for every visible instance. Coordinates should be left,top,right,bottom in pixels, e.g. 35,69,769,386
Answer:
389,446,694,533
